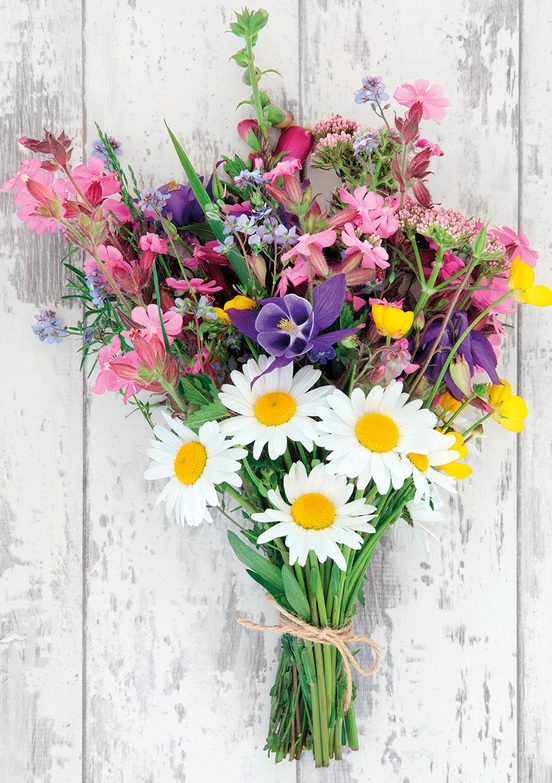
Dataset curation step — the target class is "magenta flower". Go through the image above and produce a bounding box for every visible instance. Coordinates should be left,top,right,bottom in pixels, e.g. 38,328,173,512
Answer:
280,228,336,277
491,226,539,267
394,79,450,121
227,274,361,374
341,223,390,270
69,157,120,199
339,187,399,238
92,336,140,402
124,304,183,346
139,233,169,253
263,157,302,183
165,277,222,295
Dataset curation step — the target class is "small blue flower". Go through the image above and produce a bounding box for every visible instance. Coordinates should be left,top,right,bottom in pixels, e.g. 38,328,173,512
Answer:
91,137,122,170
355,76,389,105
86,275,105,308
353,130,380,156
32,310,67,343
234,168,265,188
138,188,170,216
196,296,217,321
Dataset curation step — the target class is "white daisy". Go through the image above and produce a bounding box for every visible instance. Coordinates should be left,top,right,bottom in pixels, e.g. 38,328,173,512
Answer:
253,462,377,571
392,497,446,563
403,430,459,504
316,380,443,494
144,411,247,526
218,355,332,460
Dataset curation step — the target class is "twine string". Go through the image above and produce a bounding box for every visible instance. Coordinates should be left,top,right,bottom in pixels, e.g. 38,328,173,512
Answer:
237,593,380,712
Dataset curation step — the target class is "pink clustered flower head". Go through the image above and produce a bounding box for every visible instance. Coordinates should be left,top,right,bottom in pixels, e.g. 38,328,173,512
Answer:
394,79,450,122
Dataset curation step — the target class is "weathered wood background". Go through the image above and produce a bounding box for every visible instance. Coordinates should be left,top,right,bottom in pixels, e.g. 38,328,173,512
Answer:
1,1,551,781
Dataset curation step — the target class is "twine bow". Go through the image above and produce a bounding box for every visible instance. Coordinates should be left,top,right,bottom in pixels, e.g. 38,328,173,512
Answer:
237,593,380,711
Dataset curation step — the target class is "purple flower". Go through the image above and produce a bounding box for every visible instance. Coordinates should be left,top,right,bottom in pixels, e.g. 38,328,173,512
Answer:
91,136,122,169
226,274,361,377
416,310,500,400
157,177,213,228
355,76,389,105
138,188,170,216
353,130,380,156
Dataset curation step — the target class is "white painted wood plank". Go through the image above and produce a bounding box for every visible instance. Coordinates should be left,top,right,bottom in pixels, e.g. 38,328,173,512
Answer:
518,3,552,782
0,3,85,780
298,1,518,780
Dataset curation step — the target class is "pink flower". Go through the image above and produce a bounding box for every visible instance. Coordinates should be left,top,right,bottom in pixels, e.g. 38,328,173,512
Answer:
341,223,390,270
139,233,169,254
491,226,538,267
1,158,42,194
280,228,336,277
69,157,120,199
124,304,183,345
394,79,450,121
91,336,140,402
417,138,444,157
165,277,222,295
263,158,302,183
102,198,132,223
339,187,399,238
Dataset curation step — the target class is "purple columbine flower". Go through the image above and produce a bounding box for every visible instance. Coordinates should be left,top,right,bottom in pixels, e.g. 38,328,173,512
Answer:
226,274,361,377
354,76,389,105
415,310,501,400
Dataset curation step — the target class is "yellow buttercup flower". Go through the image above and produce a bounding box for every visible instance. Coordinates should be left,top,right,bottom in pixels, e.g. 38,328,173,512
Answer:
436,430,472,479
508,257,552,307
372,303,414,338
214,294,258,323
487,379,528,432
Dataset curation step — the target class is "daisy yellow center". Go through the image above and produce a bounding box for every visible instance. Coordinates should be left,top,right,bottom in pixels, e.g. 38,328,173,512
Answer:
173,441,207,485
291,493,336,530
355,413,399,452
254,392,296,426
408,452,429,472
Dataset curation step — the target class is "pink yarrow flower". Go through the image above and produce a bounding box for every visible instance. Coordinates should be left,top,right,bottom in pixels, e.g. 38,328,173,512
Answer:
394,79,450,121
124,304,183,345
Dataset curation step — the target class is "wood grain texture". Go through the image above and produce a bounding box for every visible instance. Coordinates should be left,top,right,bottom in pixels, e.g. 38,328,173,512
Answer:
0,2,85,782
518,2,552,782
1,0,551,780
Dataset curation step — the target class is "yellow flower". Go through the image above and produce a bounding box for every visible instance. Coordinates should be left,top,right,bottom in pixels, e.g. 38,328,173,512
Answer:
214,295,258,323
439,391,464,414
372,303,414,338
436,429,472,479
508,257,552,307
487,379,528,432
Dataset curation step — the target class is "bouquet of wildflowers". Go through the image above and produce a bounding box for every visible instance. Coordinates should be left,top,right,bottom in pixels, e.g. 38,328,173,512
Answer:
3,7,551,768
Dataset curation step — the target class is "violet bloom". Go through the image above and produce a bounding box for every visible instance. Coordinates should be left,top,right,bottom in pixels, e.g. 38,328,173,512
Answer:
226,274,360,375
416,310,500,400
158,177,213,228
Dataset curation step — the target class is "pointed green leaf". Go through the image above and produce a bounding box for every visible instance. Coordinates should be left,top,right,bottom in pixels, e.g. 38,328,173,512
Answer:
228,531,284,594
281,566,311,622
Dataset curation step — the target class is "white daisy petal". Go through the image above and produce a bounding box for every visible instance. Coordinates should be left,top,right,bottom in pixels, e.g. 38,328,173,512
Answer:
145,416,245,527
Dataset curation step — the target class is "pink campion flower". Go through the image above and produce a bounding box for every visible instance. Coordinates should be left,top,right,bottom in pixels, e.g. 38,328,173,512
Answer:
341,223,390,270
11,170,69,234
394,79,450,121
91,336,140,402
491,226,539,267
165,277,222,295
102,198,132,223
263,157,302,183
345,291,367,312
124,304,183,345
69,157,120,199
339,187,399,238
417,138,444,157
139,233,169,254
280,228,336,277
1,158,42,194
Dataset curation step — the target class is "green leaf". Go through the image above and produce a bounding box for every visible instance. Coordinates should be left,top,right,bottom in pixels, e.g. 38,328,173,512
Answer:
165,123,252,288
179,372,219,405
228,531,284,594
281,566,311,622
245,569,286,606
184,399,227,429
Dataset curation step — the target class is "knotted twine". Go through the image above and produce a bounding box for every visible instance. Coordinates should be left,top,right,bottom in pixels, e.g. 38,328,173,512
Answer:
237,593,380,712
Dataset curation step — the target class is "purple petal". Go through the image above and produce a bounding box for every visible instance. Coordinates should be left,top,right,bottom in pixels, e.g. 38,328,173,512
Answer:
309,325,360,351
469,331,501,384
258,330,290,356
226,308,259,339
255,302,289,333
312,274,346,331
284,294,314,327
251,354,293,387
